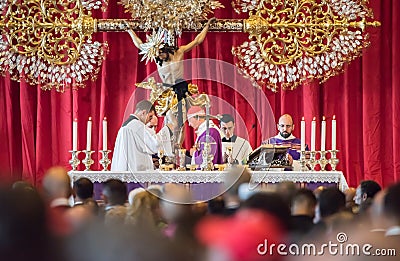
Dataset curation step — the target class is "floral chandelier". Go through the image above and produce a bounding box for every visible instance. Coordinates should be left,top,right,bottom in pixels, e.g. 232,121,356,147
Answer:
231,0,380,92
0,0,109,92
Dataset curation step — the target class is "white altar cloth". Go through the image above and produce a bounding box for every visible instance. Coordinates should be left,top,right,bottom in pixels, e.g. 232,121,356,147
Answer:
68,170,348,191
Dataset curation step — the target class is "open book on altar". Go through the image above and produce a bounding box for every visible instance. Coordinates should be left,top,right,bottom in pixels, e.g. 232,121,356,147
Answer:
248,144,293,170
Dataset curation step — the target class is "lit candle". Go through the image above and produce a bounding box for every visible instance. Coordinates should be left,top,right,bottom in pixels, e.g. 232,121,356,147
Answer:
103,117,107,151
321,116,326,151
332,115,336,150
73,118,78,151
301,117,305,151
86,117,92,151
311,117,316,151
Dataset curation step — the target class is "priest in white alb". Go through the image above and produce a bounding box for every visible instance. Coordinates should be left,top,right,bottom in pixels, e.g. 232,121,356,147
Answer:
219,114,253,165
111,100,174,171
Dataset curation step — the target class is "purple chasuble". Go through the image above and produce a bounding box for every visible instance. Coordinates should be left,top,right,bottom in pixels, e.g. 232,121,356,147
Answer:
268,137,303,160
193,128,224,165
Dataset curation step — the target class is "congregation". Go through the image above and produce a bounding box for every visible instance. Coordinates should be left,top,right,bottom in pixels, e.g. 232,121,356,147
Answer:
1,166,399,261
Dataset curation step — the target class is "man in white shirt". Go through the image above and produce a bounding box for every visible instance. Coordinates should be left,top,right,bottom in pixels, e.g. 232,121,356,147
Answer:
219,114,252,165
111,100,174,171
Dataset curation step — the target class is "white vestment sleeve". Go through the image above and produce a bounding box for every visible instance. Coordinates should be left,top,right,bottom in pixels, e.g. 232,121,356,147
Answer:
111,128,129,171
157,126,174,156
140,126,161,155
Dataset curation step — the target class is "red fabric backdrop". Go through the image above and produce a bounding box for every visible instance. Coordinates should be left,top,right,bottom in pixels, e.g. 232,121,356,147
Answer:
0,0,399,188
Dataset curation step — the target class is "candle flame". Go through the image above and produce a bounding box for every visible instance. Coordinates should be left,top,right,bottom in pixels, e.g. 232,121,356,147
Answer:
333,115,336,120
313,117,316,121
88,117,92,121
104,117,107,121
74,118,77,121
323,116,326,121
302,116,305,121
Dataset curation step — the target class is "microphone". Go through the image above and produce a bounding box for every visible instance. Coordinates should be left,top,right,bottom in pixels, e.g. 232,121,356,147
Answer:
232,123,256,164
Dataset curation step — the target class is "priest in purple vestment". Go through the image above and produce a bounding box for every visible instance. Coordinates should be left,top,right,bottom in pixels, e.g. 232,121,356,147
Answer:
262,114,307,162
187,106,223,166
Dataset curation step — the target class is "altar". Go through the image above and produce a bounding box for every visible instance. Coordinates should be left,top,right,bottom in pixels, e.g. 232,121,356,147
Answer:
68,170,349,201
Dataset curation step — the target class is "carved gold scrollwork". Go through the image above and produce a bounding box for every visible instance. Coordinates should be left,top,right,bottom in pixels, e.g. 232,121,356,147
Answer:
233,0,381,91
3,0,96,65
0,0,107,91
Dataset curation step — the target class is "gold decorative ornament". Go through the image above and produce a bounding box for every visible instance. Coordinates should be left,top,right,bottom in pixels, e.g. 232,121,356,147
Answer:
232,0,381,92
0,0,108,92
119,0,224,36
136,77,209,116
97,19,244,32
0,0,380,93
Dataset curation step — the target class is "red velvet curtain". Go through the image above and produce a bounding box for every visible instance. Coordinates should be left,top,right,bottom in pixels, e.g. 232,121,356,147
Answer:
0,0,398,188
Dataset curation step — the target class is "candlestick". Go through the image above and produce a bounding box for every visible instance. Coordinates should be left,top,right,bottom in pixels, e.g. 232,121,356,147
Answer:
301,117,305,151
103,117,107,151
73,118,78,151
311,117,316,151
332,115,336,150
321,116,326,151
99,150,111,171
86,117,92,152
329,150,340,171
309,151,317,171
319,150,328,170
300,150,308,171
82,150,94,171
69,150,81,170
